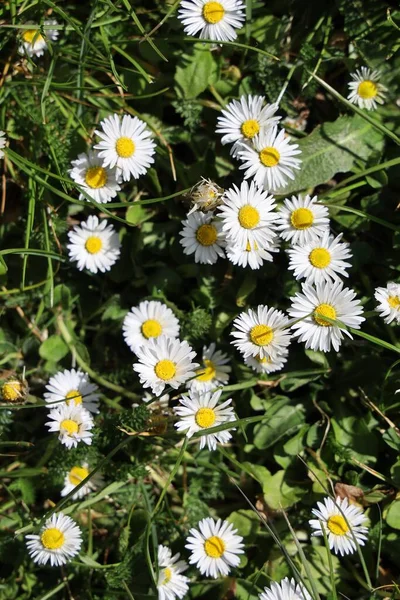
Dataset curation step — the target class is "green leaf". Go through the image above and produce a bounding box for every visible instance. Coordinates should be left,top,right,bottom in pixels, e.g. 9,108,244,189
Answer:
261,469,307,510
386,500,400,530
253,404,305,450
39,335,69,363
227,509,259,542
0,255,8,275
175,47,217,99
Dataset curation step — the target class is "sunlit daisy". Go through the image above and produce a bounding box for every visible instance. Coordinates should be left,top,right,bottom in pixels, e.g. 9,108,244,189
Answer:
275,195,330,246
218,180,278,250
133,336,199,396
69,150,121,204
259,577,312,600
0,131,6,159
174,388,235,450
44,368,99,414
374,282,400,324
180,211,225,264
216,96,280,156
18,20,59,58
187,177,224,215
225,238,279,270
287,231,352,285
45,405,94,449
94,113,156,182
309,496,368,556
289,280,365,352
186,517,244,578
123,300,180,354
178,0,245,43
238,125,301,192
347,67,387,111
67,215,121,274
188,343,231,392
244,352,287,375
26,512,82,566
157,545,189,600
61,463,103,500
231,306,291,359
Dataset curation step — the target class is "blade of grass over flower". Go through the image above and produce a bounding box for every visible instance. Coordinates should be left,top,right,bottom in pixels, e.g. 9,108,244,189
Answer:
320,522,338,600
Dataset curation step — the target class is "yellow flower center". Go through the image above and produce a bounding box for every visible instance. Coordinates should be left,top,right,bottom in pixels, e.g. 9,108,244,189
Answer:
84,166,108,189
309,248,331,269
259,147,280,167
65,389,83,406
255,354,271,364
290,207,314,230
69,465,89,486
60,419,79,435
327,515,349,536
40,527,65,550
238,205,260,229
202,1,225,24
196,359,217,382
163,567,172,584
85,236,103,254
154,359,176,381
1,381,23,402
196,223,218,246
388,295,400,310
314,303,337,327
141,319,163,339
22,29,44,45
115,136,135,158
250,324,274,346
241,119,260,139
195,407,216,428
245,241,258,252
357,80,378,100
204,535,226,558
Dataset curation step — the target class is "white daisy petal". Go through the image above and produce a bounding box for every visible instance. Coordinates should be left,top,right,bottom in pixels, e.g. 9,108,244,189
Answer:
18,20,59,58
231,305,291,359
259,576,312,600
0,131,7,159
157,545,189,600
26,512,82,566
244,352,287,374
123,300,180,354
374,282,400,324
61,462,103,500
347,67,387,111
67,215,121,274
188,342,231,392
178,0,245,43
179,211,225,265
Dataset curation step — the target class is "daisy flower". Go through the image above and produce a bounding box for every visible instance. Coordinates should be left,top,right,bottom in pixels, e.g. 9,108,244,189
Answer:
244,352,287,375
225,239,279,270
45,404,94,449
0,131,6,159
231,306,291,359
287,231,352,285
122,300,180,354
187,177,224,215
259,577,312,600
44,368,100,414
61,463,103,500
288,280,365,353
179,212,225,265
218,180,278,250
1,378,28,403
186,517,244,578
275,195,330,246
67,215,121,274
216,96,280,156
174,388,235,450
157,545,189,600
347,67,387,111
188,343,231,392
94,113,156,182
178,0,245,43
309,496,368,556
18,20,59,58
133,336,199,396
238,125,302,192
69,150,121,204
26,512,82,566
374,282,400,324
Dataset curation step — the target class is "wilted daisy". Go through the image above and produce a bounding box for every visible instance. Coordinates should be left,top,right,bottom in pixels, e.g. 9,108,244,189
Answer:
69,150,121,204
188,343,231,392
180,212,225,265
61,463,103,500
275,195,330,246
218,180,277,250
287,231,352,285
142,391,170,414
123,300,180,354
157,545,189,600
187,177,224,215
259,577,312,600
347,67,387,111
309,496,368,556
0,131,6,159
67,215,121,274
26,512,82,566
238,125,301,192
225,239,279,270
374,282,400,324
174,388,235,450
186,517,244,578
282,115,308,133
1,377,28,403
289,280,365,352
231,306,291,359
244,352,287,375
45,405,94,449
178,0,245,43
133,336,199,396
44,368,99,414
94,113,156,182
18,20,59,57
216,96,280,156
